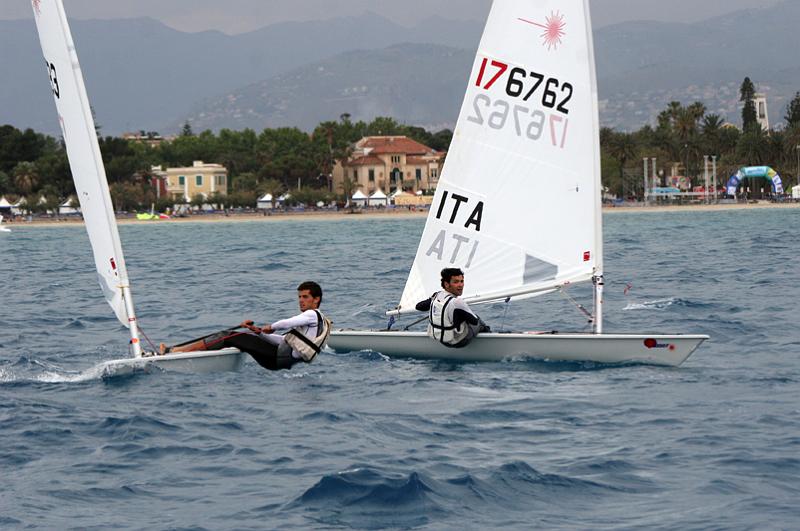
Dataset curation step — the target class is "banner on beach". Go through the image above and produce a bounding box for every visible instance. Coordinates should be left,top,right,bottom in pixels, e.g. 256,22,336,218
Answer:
726,166,783,196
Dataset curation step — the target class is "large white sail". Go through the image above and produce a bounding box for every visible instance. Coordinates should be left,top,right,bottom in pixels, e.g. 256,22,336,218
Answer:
31,0,133,328
396,0,603,313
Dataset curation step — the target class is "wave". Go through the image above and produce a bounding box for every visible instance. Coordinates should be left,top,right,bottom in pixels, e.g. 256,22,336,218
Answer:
292,467,445,528
291,461,621,527
622,297,709,311
258,262,290,271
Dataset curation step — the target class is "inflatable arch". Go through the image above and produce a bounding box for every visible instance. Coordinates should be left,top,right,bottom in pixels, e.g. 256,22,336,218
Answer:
726,166,783,196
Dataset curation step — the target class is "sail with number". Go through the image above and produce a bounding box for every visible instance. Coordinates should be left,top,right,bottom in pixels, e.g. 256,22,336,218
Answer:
396,0,602,313
32,0,134,328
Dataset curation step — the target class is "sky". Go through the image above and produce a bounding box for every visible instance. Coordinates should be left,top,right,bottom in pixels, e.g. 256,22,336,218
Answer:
0,0,785,33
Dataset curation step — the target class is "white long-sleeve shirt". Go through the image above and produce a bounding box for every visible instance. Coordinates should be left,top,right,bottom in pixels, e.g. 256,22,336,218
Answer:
271,310,319,336
260,310,320,359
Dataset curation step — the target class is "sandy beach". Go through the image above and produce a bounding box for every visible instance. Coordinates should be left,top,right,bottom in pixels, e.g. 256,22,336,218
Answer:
3,201,798,228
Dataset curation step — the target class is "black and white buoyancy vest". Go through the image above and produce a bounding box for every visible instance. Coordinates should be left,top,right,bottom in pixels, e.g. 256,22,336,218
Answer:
427,291,469,346
284,310,332,362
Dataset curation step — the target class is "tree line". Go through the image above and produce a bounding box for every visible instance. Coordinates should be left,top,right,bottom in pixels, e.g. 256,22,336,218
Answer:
0,115,452,213
602,78,800,198
2,78,800,212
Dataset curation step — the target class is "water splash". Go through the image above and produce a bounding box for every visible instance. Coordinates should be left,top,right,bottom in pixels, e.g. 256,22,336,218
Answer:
0,357,148,384
623,297,692,311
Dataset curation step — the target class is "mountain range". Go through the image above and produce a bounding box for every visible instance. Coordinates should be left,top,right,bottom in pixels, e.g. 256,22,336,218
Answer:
2,1,800,135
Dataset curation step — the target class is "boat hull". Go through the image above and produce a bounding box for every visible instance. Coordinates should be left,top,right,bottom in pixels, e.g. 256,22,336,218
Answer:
102,348,245,375
328,331,708,367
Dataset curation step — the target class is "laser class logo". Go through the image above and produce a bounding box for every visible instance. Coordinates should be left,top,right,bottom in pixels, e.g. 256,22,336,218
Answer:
644,338,676,351
32,0,42,16
518,11,566,50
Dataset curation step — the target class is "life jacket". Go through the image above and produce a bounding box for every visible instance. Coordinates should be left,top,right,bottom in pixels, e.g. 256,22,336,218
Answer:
427,291,469,347
284,309,332,362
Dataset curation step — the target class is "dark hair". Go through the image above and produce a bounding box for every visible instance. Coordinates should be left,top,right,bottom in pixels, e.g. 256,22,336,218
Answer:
297,281,322,303
440,268,464,287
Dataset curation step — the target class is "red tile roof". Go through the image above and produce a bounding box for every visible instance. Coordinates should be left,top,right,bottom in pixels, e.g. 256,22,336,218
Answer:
358,136,434,155
344,155,384,166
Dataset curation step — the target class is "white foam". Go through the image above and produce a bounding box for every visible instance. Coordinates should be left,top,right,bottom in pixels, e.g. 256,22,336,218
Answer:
623,297,678,311
0,360,130,384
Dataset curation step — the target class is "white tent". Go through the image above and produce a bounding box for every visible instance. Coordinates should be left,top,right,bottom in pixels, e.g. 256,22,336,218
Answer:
368,189,388,207
11,197,26,216
351,190,367,207
59,197,80,215
389,190,410,204
0,196,12,209
257,193,273,210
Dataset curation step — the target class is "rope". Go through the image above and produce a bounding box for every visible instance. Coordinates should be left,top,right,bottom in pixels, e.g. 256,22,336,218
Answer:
136,322,160,353
558,287,594,324
403,315,429,331
499,297,511,332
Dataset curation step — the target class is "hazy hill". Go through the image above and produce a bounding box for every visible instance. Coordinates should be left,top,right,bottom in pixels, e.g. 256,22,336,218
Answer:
3,1,800,135
0,13,482,135
175,44,473,132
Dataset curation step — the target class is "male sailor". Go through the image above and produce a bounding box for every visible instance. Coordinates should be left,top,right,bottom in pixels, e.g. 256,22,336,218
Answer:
163,281,331,371
415,268,490,348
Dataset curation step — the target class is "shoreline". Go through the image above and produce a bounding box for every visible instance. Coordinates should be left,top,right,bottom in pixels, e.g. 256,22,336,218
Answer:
3,201,799,228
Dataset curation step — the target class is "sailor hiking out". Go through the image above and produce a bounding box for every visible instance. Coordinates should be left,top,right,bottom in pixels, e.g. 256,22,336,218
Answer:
415,268,490,348
163,281,331,370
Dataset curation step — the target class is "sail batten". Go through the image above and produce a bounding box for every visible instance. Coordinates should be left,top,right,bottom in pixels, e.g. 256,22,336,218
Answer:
32,0,135,329
396,0,602,314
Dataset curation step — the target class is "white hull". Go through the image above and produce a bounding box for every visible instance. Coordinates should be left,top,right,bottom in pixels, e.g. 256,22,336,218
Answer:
329,331,708,367
102,348,245,375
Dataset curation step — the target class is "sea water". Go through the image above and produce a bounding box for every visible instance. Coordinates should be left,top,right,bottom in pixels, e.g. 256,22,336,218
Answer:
1,209,799,529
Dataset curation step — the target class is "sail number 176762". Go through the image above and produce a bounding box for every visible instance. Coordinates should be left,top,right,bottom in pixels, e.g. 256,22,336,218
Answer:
468,57,572,149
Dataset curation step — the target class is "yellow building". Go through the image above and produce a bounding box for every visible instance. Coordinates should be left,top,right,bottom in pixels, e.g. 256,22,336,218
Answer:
153,161,228,202
332,136,445,196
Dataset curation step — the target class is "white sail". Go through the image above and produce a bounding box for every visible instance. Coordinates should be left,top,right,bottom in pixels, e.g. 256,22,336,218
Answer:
396,0,603,313
31,0,133,328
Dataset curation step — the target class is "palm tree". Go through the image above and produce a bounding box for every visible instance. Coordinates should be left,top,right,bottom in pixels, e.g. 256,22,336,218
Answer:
737,127,769,167
13,162,39,195
606,132,638,199
701,114,724,155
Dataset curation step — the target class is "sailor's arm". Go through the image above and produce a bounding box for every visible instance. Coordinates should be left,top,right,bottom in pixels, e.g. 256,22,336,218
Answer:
453,308,479,327
269,310,317,331
415,298,432,312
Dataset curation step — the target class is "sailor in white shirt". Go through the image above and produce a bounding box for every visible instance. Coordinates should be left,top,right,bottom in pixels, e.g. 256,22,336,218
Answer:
251,308,321,360
238,280,328,369
162,281,329,370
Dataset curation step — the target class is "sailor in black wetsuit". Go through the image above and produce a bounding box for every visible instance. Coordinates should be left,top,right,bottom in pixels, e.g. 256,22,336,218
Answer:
415,268,490,348
163,281,330,371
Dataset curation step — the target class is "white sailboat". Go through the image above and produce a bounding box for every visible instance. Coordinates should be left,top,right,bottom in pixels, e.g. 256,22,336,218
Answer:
32,0,244,373
328,0,708,366
0,215,10,233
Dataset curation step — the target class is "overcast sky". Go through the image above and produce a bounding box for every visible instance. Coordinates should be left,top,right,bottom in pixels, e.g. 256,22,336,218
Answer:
1,0,785,33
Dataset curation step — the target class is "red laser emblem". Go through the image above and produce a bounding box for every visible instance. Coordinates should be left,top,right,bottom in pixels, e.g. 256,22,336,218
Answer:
518,11,566,50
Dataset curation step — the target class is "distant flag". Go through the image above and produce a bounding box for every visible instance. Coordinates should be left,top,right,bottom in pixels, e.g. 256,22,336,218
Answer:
623,282,633,295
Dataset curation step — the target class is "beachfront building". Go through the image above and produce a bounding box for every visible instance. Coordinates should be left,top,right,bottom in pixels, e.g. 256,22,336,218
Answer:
151,161,228,202
332,136,445,196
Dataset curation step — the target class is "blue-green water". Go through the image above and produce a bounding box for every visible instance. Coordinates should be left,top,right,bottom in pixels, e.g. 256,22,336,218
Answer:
1,209,799,529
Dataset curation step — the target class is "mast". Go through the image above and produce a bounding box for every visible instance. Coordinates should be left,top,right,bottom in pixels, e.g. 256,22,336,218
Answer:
585,0,604,335
32,0,143,357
